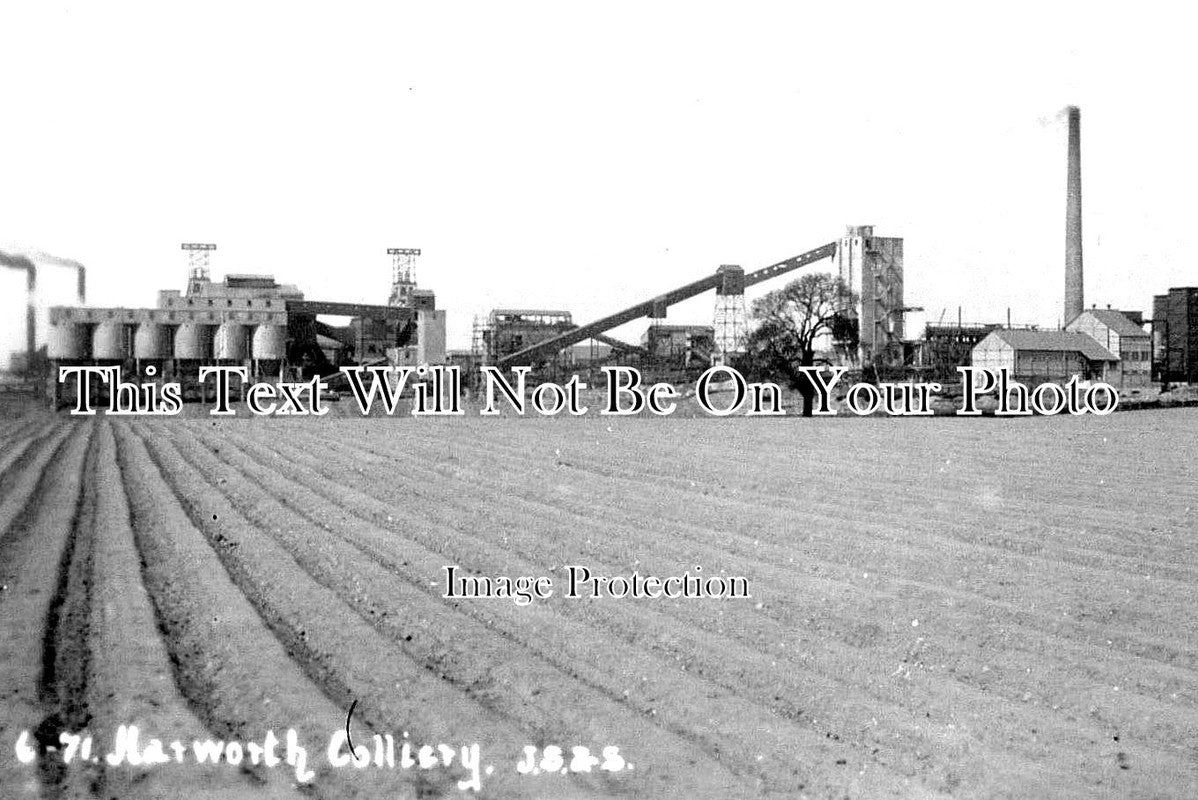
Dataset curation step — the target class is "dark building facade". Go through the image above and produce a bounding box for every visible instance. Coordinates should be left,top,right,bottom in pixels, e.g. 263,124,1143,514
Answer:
1153,287,1198,383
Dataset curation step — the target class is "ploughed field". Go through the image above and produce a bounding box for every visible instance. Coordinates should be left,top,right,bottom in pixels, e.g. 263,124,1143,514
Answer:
1,408,1196,799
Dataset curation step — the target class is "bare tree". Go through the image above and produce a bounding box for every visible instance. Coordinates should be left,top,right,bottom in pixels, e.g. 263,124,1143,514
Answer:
746,272,858,416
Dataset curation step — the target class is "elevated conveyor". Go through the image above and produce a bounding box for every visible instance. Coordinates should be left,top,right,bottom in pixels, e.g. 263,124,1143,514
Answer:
497,241,837,367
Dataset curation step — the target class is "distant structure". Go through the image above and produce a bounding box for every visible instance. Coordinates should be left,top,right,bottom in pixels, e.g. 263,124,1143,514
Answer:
477,309,575,365
181,243,216,284
388,248,420,307
959,108,1159,390
382,248,441,366
920,321,1004,379
833,225,905,366
491,241,839,369
474,309,647,373
1,248,86,376
971,329,1117,383
1065,106,1085,323
1065,307,1151,387
1152,287,1198,383
46,245,447,406
642,323,714,368
712,264,747,361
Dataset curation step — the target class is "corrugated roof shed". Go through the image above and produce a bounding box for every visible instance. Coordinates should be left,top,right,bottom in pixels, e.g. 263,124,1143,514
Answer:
991,329,1118,361
1084,309,1149,338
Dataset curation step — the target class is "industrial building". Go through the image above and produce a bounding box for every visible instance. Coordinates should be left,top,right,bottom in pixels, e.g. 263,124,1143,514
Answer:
971,329,1118,383
20,104,1194,404
918,322,1004,379
1065,307,1151,387
475,309,576,366
470,227,909,379
478,235,906,376
964,106,1166,391
473,309,647,376
641,324,714,367
45,246,446,406
833,226,907,366
1152,287,1198,384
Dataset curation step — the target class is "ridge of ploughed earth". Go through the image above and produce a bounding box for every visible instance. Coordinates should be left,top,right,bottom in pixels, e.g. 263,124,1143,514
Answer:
0,408,1195,798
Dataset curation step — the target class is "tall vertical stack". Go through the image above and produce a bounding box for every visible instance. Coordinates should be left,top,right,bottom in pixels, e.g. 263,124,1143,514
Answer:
1064,105,1084,324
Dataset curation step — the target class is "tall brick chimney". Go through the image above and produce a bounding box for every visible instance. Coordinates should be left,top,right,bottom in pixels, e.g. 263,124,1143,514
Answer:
1064,105,1084,323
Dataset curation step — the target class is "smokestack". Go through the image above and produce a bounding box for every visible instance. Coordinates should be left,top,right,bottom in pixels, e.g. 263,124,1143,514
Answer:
26,263,36,374
0,250,38,372
1064,105,1083,323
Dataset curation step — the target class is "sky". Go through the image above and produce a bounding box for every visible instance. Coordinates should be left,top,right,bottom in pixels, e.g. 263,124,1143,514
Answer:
2,2,1196,361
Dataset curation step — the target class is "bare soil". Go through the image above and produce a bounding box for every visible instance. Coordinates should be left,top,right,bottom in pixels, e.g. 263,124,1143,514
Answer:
1,408,1196,798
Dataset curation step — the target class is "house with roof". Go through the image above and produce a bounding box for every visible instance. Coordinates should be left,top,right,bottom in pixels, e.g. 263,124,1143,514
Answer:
971,329,1118,384
1065,307,1152,387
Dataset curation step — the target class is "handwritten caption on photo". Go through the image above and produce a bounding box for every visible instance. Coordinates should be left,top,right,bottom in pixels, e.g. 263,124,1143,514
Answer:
12,726,632,792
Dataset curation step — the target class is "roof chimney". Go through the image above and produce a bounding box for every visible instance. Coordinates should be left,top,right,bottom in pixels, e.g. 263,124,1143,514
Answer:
1065,106,1084,323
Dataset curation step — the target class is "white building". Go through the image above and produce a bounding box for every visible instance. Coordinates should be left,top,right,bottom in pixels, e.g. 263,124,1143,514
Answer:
1064,308,1151,387
971,329,1118,383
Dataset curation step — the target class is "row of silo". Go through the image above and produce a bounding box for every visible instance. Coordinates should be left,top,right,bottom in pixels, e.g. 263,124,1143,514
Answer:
49,320,288,361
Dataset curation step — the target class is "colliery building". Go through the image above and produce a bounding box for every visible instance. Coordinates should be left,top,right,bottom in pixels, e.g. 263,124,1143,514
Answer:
641,324,714,367
971,329,1119,384
46,266,447,403
475,309,647,373
834,226,905,366
1065,308,1151,387
477,309,576,365
1152,287,1198,384
919,323,1004,379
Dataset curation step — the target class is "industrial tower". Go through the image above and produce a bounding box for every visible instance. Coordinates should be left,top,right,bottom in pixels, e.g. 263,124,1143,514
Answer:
388,248,421,307
181,243,216,284
832,226,905,366
712,264,748,362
